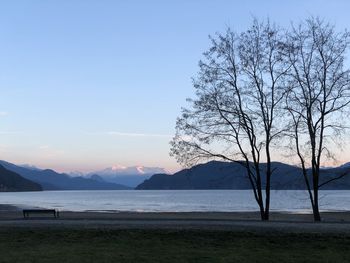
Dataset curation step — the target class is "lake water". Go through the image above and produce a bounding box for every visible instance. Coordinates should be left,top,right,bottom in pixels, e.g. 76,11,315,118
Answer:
1,190,350,213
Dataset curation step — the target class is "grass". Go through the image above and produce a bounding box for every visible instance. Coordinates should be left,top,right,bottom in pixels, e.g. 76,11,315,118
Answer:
0,228,349,262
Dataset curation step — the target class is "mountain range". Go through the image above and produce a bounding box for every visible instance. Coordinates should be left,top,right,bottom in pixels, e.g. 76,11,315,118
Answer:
0,160,131,191
0,164,42,191
136,161,350,190
2,159,350,192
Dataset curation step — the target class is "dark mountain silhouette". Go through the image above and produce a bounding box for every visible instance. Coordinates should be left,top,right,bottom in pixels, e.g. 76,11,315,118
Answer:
0,164,42,192
136,161,350,190
0,160,131,190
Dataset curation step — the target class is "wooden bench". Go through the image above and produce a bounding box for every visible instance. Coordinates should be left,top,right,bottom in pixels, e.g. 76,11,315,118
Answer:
23,209,59,219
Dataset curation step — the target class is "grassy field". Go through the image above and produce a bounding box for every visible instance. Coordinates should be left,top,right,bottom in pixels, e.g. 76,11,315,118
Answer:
0,228,349,263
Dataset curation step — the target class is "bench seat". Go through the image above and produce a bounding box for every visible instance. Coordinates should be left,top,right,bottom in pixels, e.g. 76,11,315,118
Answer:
23,209,59,219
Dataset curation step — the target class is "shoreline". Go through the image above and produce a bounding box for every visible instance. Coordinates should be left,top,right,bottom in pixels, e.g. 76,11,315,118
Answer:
0,204,21,211
2,204,350,233
2,204,350,222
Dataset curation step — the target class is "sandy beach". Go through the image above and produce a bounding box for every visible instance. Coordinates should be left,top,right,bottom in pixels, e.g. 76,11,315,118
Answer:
1,204,350,233
2,204,350,262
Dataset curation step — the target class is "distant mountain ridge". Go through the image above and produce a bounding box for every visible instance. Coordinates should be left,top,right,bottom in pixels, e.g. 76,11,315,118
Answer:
339,162,350,169
82,166,168,188
4,159,349,191
0,160,131,190
136,161,350,190
0,164,42,192
89,165,167,176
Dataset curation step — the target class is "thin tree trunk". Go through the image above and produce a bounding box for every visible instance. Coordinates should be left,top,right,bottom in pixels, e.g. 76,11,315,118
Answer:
264,187,270,221
264,144,271,221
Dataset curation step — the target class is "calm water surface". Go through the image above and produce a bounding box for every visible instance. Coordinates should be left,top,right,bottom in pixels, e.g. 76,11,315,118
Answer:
0,190,349,213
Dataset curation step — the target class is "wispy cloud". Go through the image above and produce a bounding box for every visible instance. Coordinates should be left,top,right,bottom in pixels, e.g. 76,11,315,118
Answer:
38,145,65,158
0,111,8,117
85,131,173,138
39,145,50,150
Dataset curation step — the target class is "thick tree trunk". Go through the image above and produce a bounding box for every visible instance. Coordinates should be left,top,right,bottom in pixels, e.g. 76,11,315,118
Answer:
258,201,266,221
313,188,321,222
312,164,321,222
262,210,269,221
312,206,321,222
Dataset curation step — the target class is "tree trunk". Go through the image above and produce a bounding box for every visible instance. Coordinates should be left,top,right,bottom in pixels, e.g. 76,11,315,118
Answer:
312,165,321,222
313,188,321,222
312,205,321,221
263,210,269,221
265,158,271,221
259,205,267,221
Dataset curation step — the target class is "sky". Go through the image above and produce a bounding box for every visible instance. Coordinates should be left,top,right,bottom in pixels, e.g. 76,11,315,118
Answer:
0,0,350,173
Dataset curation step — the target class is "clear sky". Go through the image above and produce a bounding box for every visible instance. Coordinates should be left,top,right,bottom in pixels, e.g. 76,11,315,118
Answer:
1,0,350,173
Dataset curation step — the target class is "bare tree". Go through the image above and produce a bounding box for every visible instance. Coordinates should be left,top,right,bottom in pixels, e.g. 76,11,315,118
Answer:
285,18,350,221
170,20,289,220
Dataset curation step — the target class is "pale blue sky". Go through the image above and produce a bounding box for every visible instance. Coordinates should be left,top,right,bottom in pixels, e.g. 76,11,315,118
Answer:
1,0,350,172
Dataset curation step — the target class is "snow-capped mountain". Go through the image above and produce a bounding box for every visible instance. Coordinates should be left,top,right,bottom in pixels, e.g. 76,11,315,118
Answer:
19,164,42,171
68,171,87,177
89,165,167,177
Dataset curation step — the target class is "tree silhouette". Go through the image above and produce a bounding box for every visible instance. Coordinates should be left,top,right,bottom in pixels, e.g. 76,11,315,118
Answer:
285,18,350,221
171,20,289,221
